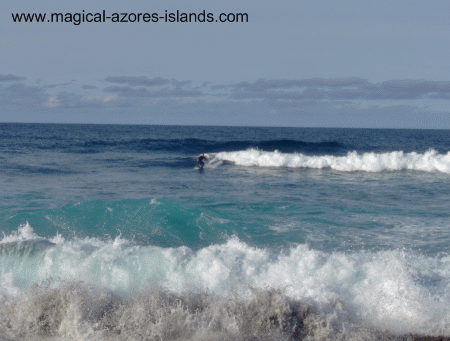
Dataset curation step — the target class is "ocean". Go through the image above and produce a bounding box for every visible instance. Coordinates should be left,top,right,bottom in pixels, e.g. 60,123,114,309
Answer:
0,123,450,340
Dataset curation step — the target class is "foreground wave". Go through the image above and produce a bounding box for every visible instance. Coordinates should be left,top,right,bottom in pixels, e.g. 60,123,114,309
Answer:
4,281,445,341
1,224,450,340
209,148,450,173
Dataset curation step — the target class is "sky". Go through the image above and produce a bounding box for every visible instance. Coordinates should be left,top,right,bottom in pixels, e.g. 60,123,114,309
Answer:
1,0,450,128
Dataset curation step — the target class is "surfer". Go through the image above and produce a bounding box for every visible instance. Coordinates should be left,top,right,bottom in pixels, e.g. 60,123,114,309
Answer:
197,153,207,168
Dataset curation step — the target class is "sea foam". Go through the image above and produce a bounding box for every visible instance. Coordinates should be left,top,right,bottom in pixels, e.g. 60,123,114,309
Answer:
1,225,450,339
210,148,450,173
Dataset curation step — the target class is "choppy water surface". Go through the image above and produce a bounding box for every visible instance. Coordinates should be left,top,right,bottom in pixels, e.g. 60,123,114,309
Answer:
1,123,450,340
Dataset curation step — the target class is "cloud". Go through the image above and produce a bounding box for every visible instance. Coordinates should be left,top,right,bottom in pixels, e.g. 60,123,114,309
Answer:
105,76,170,87
171,79,192,87
233,78,368,91
231,88,326,100
3,73,450,128
103,86,202,98
229,78,450,101
0,74,26,82
362,80,450,100
211,84,230,90
0,83,48,104
41,80,76,89
44,92,123,108
429,92,450,99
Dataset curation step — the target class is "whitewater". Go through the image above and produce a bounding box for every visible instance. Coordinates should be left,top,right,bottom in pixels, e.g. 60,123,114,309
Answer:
210,148,450,173
0,124,450,340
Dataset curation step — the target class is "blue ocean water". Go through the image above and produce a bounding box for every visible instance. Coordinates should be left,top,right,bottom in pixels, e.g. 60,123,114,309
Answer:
1,123,450,340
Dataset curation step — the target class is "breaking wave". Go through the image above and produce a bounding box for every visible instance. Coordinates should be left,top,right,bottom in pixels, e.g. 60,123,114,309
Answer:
209,148,450,173
1,224,450,340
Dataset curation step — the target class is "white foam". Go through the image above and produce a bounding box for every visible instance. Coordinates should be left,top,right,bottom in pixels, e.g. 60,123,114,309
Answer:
150,198,161,205
211,148,450,173
0,222,42,243
1,226,450,336
49,232,65,245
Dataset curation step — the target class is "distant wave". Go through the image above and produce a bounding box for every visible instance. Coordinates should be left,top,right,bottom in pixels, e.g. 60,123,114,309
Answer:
33,138,347,154
209,148,450,173
82,138,345,152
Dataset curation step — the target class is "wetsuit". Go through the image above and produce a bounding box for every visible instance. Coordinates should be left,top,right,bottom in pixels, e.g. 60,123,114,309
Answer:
197,155,206,168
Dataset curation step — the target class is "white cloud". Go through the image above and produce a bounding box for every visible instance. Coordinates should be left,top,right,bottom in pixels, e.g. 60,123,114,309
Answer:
44,96,59,108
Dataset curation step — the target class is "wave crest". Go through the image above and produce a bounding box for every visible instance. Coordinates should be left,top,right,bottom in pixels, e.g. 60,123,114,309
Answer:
210,149,450,173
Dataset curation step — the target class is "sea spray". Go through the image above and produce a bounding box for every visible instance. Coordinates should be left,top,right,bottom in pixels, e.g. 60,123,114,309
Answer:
0,278,403,341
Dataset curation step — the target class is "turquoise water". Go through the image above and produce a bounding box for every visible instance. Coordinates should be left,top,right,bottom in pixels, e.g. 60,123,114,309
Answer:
1,123,450,340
